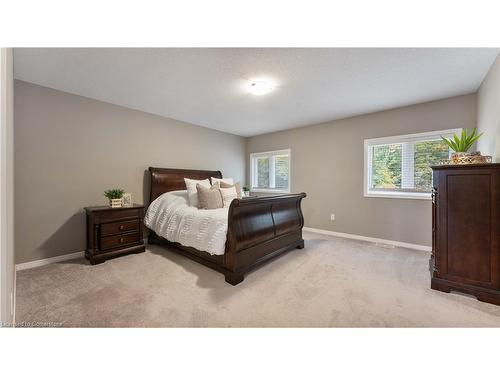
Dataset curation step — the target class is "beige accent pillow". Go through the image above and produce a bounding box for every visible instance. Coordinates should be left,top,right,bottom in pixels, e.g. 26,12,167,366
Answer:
196,182,223,209
211,177,234,185
184,178,211,207
219,181,242,198
220,186,238,208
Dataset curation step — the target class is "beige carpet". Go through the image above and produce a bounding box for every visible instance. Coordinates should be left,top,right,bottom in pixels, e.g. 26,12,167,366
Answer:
15,231,500,327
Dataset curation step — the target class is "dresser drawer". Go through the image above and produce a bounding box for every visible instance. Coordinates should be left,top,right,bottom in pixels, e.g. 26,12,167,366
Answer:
101,220,140,236
100,232,141,251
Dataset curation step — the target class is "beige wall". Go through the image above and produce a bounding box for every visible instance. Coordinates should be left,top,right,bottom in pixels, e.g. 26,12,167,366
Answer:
14,80,246,264
477,53,500,160
247,94,477,247
14,78,481,263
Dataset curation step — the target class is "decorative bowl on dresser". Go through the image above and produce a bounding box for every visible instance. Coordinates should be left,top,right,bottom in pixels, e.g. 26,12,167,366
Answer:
85,204,145,264
430,163,500,305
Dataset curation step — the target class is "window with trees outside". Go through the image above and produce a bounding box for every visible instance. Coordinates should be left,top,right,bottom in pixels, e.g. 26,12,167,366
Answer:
364,129,461,199
250,149,291,193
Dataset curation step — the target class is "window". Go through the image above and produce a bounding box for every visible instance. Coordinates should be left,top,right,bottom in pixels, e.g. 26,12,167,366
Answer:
250,149,291,193
364,129,461,199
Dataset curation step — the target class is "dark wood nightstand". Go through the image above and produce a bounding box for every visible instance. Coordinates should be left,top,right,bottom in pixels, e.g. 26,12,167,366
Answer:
85,204,145,264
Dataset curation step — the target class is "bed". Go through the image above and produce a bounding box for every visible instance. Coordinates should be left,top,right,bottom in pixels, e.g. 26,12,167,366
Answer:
145,167,306,285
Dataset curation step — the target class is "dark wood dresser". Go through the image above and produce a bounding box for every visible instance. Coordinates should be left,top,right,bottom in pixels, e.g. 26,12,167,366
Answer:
85,204,145,264
430,163,500,305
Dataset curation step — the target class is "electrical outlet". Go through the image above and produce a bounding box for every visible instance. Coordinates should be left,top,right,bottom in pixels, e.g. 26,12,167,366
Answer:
330,214,335,221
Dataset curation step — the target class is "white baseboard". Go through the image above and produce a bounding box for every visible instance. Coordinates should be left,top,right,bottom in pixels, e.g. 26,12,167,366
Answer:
13,231,428,272
303,227,431,252
15,251,84,271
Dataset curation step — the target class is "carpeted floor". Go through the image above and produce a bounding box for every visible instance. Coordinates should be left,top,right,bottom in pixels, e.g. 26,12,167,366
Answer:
15,231,500,327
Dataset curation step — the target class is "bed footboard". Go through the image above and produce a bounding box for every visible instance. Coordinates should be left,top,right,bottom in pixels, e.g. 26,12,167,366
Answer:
224,193,306,285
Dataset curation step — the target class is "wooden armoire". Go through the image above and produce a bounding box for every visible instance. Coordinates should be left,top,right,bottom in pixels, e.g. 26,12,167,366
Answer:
430,163,500,305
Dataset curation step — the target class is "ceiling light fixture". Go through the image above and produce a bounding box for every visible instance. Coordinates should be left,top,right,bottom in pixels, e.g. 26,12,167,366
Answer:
247,79,275,96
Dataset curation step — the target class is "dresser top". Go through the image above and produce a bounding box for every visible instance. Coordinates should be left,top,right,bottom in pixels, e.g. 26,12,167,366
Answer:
431,163,500,170
85,204,144,212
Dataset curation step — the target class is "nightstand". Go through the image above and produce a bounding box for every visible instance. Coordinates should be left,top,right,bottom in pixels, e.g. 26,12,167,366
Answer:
85,204,145,264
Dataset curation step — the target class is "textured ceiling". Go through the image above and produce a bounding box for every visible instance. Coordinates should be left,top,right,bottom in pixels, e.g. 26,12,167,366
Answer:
14,48,499,136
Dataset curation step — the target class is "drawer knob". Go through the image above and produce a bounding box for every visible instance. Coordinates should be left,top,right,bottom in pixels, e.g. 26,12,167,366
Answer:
119,237,125,243
119,225,125,230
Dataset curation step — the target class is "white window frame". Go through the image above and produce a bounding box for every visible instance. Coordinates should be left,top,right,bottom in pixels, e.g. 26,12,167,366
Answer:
250,149,291,193
364,128,461,200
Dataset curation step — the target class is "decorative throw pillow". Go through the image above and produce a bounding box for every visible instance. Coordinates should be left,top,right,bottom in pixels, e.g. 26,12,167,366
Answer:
219,181,242,198
196,182,223,209
219,186,238,208
184,178,211,207
211,177,234,185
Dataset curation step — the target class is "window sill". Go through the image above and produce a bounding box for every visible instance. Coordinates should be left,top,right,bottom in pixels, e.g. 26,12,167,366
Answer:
364,191,431,200
251,188,291,194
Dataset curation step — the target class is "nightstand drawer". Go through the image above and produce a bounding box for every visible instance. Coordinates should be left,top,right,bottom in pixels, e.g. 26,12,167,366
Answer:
98,208,143,223
101,220,140,236
100,232,140,251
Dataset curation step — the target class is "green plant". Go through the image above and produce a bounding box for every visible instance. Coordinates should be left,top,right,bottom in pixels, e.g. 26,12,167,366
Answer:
242,185,250,192
441,128,483,153
104,188,124,200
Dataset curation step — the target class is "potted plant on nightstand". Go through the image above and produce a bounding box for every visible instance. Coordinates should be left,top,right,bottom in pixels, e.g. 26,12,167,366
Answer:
441,128,490,164
104,188,125,208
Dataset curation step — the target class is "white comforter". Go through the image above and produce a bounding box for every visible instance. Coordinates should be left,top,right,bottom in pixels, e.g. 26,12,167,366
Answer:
144,190,228,255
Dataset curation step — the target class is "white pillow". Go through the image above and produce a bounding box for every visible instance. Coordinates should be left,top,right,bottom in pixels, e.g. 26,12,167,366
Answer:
184,178,210,207
220,186,238,208
211,177,234,185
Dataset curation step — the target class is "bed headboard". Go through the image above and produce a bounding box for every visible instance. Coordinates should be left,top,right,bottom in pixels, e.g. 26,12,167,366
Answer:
148,167,223,203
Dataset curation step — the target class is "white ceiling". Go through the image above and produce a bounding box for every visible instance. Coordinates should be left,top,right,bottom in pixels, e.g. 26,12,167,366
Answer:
14,48,499,137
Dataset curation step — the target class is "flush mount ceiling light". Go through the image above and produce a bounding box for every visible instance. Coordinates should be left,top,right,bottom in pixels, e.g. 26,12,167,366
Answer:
247,79,275,96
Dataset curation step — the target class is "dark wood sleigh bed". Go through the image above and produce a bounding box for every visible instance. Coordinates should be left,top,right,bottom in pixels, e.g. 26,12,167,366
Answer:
147,167,306,285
